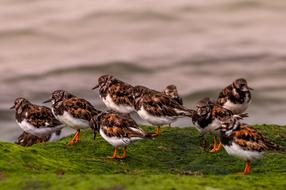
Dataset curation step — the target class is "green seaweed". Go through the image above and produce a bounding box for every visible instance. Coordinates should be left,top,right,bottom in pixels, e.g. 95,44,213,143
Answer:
0,125,285,190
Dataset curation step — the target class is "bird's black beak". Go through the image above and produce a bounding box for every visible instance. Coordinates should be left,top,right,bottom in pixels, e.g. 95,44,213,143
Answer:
248,86,254,90
10,105,15,109
43,98,52,103
92,84,99,90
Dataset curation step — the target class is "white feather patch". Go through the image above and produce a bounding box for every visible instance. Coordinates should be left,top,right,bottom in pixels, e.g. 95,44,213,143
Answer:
223,100,249,114
17,119,64,138
137,106,176,126
223,142,263,161
99,128,143,147
56,111,89,130
102,94,135,114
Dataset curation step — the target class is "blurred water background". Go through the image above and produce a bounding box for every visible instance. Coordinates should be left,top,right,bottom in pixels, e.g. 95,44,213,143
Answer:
1,0,286,141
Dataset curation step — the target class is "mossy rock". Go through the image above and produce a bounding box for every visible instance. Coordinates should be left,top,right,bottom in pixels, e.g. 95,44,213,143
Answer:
0,125,285,190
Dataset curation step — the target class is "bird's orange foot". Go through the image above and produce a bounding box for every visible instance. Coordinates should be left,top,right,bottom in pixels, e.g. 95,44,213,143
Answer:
210,137,222,153
68,132,80,145
210,143,222,153
68,139,79,145
107,155,120,159
108,148,120,159
118,155,127,159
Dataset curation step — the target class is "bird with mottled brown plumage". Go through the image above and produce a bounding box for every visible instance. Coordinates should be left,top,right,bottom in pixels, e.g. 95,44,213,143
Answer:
192,97,247,153
90,111,153,159
217,78,253,114
44,90,101,145
133,85,195,136
219,116,283,175
10,97,65,140
92,75,135,115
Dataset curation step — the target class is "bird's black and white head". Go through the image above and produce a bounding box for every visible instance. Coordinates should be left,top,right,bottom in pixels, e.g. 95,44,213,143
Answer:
43,90,74,105
195,97,215,118
92,74,115,90
232,78,253,92
163,85,179,97
10,97,31,112
219,116,240,136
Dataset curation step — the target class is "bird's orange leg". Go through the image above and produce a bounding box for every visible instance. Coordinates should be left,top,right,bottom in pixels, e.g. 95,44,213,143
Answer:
75,130,80,141
68,130,80,145
119,146,127,159
243,161,251,175
155,126,161,136
108,147,118,159
210,136,222,153
210,136,217,152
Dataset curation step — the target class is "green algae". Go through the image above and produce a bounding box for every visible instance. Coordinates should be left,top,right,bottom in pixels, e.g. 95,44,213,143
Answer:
0,125,285,190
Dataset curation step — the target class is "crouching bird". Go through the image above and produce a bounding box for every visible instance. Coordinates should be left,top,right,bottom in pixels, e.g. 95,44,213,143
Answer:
218,116,284,175
90,111,154,159
15,130,62,147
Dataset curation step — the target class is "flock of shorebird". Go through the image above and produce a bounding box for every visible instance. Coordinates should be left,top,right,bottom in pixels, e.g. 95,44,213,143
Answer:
10,75,284,175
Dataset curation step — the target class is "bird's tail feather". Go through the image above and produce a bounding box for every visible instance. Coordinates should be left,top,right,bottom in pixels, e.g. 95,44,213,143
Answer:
266,140,285,152
144,132,157,138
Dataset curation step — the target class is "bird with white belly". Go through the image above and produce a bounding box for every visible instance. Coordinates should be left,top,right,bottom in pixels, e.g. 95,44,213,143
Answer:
10,97,65,140
44,90,101,145
217,78,253,114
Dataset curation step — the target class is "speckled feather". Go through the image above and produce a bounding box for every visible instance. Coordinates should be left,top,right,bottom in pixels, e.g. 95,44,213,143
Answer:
97,75,134,107
221,122,281,152
134,87,194,117
192,97,233,129
16,102,62,128
53,97,101,121
90,111,147,138
211,105,233,121
163,85,183,105
217,84,251,105
15,131,50,146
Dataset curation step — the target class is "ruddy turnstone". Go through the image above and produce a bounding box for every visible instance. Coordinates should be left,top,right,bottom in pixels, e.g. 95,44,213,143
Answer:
44,90,101,145
92,75,135,114
217,78,253,114
192,97,239,152
133,85,195,136
15,130,61,147
10,97,65,139
90,111,153,159
163,84,183,105
219,116,283,175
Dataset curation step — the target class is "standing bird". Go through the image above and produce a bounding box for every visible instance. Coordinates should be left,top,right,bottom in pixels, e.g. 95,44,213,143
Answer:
10,97,65,139
133,85,195,136
192,97,242,152
44,90,101,145
219,116,283,175
163,84,183,105
217,78,253,114
90,111,153,159
92,75,135,115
